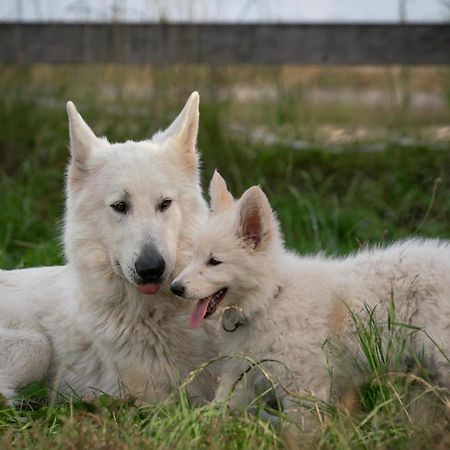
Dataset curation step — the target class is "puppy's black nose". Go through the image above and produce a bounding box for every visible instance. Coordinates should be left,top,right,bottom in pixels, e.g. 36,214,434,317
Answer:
170,281,185,297
135,246,166,283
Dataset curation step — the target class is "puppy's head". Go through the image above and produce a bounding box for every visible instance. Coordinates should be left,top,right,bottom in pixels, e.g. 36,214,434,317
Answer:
171,171,281,327
64,93,206,296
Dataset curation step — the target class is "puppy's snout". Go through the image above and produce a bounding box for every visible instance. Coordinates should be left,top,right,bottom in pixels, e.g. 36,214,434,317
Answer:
170,281,186,298
135,246,166,283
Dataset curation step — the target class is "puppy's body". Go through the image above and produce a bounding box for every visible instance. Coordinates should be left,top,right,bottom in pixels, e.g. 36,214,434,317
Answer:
215,240,450,405
173,173,450,409
0,93,218,402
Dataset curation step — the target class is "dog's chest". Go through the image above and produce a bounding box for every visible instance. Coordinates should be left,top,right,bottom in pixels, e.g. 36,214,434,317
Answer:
220,310,283,358
219,294,321,360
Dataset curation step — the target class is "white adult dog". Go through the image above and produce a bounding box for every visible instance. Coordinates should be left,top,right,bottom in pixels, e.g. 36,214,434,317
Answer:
0,92,218,403
171,171,450,411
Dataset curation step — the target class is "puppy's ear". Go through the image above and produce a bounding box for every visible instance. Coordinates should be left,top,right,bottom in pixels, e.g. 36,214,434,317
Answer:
67,101,99,170
237,186,274,250
209,170,234,214
162,92,200,174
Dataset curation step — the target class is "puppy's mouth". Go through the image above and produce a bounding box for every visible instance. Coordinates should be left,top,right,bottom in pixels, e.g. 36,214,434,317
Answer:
190,288,227,328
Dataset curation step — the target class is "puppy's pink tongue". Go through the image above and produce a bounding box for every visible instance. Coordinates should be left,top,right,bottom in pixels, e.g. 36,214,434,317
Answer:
190,299,209,328
138,284,160,295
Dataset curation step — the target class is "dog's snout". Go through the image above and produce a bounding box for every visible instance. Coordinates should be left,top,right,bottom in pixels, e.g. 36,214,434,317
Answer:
135,246,166,283
170,281,185,297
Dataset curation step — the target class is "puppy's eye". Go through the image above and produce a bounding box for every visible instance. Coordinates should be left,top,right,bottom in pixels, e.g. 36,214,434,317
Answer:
159,198,172,212
110,201,128,214
207,256,222,266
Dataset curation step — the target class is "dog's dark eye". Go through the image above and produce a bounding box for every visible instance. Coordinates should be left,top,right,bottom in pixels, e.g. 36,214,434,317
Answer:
110,201,128,214
159,198,172,212
208,256,222,266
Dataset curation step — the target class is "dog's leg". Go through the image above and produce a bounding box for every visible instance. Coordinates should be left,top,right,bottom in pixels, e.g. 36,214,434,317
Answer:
428,345,450,388
213,370,257,414
0,328,52,400
412,324,450,389
213,374,236,405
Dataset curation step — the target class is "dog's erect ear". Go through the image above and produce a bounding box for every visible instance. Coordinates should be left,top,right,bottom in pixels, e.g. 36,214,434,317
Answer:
67,101,98,168
237,186,274,250
163,92,200,173
209,170,234,214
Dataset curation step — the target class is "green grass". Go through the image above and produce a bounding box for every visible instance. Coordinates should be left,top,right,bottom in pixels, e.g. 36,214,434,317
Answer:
0,392,283,449
0,68,449,448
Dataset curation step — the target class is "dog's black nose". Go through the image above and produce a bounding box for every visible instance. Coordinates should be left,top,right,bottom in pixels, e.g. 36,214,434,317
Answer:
135,246,166,283
170,281,185,297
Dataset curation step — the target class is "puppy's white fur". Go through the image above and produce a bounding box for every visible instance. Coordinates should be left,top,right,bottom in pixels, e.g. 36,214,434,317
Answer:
0,93,218,402
173,171,450,410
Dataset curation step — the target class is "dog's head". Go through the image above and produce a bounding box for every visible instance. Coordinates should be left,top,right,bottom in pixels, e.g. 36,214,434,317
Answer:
171,171,282,327
64,92,206,295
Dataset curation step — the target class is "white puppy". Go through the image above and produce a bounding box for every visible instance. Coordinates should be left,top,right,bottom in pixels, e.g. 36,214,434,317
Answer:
172,171,450,411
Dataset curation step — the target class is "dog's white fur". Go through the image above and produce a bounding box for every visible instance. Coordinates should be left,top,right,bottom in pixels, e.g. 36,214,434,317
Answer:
173,171,450,410
0,93,218,402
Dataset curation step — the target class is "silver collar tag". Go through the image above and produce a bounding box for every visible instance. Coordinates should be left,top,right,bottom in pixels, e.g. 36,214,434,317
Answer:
222,305,246,333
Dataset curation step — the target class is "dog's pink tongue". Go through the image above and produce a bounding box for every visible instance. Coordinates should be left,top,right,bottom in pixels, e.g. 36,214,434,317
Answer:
138,284,160,295
190,299,209,328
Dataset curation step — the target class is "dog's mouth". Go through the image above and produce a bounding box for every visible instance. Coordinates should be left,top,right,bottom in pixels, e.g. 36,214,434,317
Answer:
137,283,161,295
190,288,228,328
113,261,163,295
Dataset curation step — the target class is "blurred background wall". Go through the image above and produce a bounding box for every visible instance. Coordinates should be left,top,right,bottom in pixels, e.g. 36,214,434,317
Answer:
0,0,448,23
